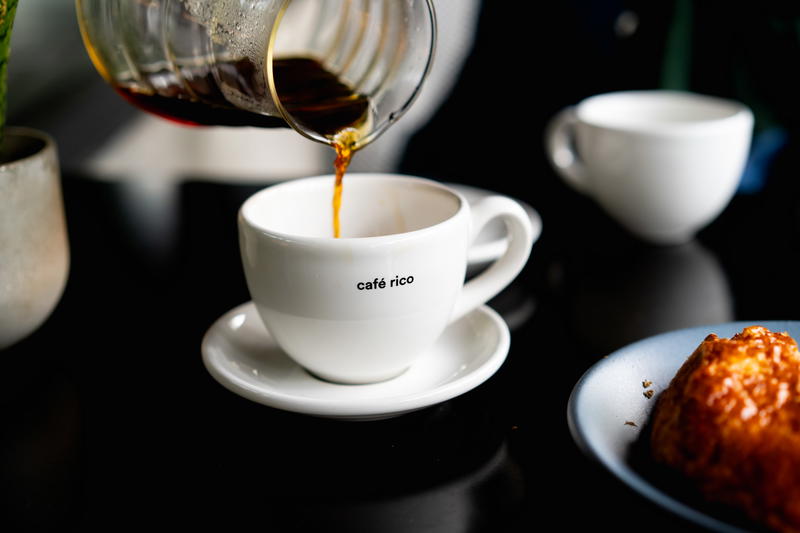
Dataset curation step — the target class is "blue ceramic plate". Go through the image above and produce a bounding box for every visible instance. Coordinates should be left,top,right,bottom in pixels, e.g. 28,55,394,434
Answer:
568,320,800,533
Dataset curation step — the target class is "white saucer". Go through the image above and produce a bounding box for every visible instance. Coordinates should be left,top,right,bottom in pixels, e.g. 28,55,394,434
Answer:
201,302,510,421
448,183,542,270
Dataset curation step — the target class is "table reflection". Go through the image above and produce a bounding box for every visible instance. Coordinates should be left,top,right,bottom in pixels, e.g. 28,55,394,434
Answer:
557,240,733,356
193,400,524,531
0,338,82,529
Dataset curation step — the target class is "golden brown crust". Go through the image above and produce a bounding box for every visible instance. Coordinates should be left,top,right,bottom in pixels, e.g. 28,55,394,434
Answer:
651,326,800,532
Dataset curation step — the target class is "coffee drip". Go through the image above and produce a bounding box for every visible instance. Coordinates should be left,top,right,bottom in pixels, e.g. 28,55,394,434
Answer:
114,56,367,237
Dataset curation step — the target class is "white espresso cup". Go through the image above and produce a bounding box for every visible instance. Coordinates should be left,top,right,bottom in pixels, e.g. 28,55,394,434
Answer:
238,174,534,384
545,90,753,245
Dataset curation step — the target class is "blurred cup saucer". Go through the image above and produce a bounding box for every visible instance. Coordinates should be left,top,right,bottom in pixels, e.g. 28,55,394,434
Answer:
446,183,542,274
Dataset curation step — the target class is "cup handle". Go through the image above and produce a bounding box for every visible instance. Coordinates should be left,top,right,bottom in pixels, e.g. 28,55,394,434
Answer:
450,196,535,322
544,106,590,194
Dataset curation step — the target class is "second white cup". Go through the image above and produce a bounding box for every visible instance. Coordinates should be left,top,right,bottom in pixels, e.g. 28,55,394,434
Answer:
545,90,753,245
238,174,534,384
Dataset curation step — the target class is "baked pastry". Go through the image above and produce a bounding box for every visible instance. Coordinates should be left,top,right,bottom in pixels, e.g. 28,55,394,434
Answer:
650,326,800,532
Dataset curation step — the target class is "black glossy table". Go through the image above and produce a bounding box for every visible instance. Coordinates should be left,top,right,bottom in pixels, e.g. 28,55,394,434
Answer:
6,0,800,528
3,132,799,532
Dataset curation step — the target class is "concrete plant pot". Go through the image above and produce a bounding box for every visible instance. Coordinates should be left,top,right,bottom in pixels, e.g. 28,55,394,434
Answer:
0,127,69,349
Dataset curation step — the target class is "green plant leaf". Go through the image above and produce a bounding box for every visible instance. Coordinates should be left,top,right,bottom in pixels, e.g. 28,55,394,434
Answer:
0,0,20,148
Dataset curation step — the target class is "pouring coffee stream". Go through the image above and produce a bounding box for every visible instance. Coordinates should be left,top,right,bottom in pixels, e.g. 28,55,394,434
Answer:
76,0,436,238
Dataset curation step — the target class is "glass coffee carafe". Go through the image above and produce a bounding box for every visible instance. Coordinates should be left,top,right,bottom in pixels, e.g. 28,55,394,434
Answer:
75,0,437,151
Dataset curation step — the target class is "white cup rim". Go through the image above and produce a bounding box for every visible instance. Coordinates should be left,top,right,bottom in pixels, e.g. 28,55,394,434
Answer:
575,90,753,136
239,173,468,246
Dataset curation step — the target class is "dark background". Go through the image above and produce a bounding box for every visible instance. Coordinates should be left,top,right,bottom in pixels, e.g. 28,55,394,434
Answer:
3,1,800,531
